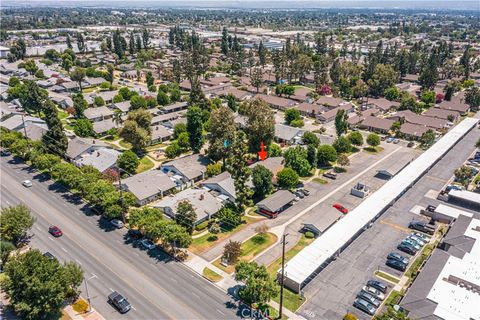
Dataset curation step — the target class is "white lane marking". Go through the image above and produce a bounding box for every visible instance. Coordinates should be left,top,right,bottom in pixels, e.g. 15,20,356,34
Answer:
109,288,115,292
131,306,137,311
61,247,68,253
75,259,83,265
48,237,54,241
216,309,225,315
35,226,41,231
91,273,97,278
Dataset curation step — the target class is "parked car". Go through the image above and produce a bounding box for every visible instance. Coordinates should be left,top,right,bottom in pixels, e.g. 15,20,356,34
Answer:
386,137,394,143
409,221,435,235
407,141,415,148
108,291,131,313
387,252,409,265
411,232,431,242
393,139,400,144
332,203,349,214
140,239,156,250
408,234,427,247
128,229,143,239
401,239,421,251
362,286,385,300
397,242,417,255
0,149,11,156
386,258,407,272
298,188,310,196
357,291,381,308
425,204,436,212
323,171,337,180
43,252,56,260
48,226,63,237
295,191,305,199
366,280,388,294
353,298,376,316
110,219,124,229
22,180,33,188
446,184,464,192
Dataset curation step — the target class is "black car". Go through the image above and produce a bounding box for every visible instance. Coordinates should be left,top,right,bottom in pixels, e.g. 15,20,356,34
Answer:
128,229,143,239
353,298,376,315
397,243,417,255
366,280,388,294
43,252,56,260
409,221,435,235
108,291,131,313
387,252,409,265
386,258,407,272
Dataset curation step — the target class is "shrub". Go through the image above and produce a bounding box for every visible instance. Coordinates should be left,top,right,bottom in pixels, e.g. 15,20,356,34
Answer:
290,119,304,128
333,166,347,173
195,220,209,231
72,299,89,313
305,231,314,239
343,313,357,320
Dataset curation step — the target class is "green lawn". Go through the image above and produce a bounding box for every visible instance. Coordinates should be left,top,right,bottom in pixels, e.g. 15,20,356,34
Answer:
374,270,400,284
136,156,155,174
312,177,328,185
57,108,69,120
213,232,277,274
118,139,132,149
363,146,385,154
202,267,223,282
406,242,436,282
384,290,404,309
272,286,305,313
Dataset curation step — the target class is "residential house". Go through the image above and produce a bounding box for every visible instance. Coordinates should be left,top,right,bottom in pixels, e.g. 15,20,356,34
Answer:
111,101,131,115
0,114,46,132
93,118,117,136
437,99,470,114
160,154,211,188
275,124,305,145
423,108,460,121
317,104,354,123
65,137,109,162
150,125,172,144
120,170,177,205
153,188,224,225
359,115,395,133
84,106,114,122
255,94,296,110
151,112,182,126
74,148,121,173
296,102,327,118
389,110,448,130
316,96,345,108
399,122,429,140
159,102,188,114
365,98,400,113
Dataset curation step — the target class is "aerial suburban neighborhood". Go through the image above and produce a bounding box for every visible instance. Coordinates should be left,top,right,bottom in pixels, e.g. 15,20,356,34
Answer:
0,1,479,320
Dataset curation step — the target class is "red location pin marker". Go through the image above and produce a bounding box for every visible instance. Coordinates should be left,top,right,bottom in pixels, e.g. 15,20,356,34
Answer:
258,141,267,161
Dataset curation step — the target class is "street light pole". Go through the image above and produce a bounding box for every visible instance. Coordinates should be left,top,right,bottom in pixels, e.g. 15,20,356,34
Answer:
117,168,126,224
84,274,96,312
278,233,288,320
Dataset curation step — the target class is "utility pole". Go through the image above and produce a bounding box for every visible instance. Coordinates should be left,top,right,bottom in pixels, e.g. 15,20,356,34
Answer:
84,274,97,312
278,233,288,320
117,168,126,224
21,114,31,151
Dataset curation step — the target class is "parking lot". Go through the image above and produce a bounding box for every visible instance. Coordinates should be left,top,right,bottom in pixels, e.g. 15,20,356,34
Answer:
255,142,420,267
297,124,480,320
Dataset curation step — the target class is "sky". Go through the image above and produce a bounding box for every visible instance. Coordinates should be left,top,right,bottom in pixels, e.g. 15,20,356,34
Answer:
1,0,478,10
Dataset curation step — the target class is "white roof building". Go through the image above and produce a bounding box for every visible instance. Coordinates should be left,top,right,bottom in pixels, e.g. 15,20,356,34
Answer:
280,117,479,293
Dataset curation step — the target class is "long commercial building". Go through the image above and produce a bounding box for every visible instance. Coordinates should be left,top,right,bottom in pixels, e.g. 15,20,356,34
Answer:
279,117,479,293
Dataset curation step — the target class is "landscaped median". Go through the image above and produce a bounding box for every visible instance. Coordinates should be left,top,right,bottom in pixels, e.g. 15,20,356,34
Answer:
212,232,278,274
202,267,223,282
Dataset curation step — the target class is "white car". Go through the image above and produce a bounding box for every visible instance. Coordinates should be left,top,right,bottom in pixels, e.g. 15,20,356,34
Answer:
110,219,124,229
362,286,385,300
140,239,156,250
22,180,33,187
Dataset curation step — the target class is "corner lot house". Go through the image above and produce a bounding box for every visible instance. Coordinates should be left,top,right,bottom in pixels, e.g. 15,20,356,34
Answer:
160,154,211,188
120,170,177,205
153,188,224,225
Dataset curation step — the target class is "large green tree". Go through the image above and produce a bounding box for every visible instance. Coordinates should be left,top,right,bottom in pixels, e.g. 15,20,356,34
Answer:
117,150,139,174
208,106,236,162
251,165,274,199
276,167,299,189
317,144,337,167
175,200,197,234
368,64,399,97
335,109,348,137
2,249,83,320
42,100,68,156
0,205,35,244
186,105,204,153
234,261,278,306
242,99,275,153
284,146,311,177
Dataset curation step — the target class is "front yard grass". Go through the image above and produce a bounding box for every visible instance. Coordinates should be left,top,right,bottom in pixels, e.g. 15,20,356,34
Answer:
118,139,132,149
405,241,437,284
136,156,155,174
202,267,223,282
189,216,260,254
363,146,385,154
212,232,277,274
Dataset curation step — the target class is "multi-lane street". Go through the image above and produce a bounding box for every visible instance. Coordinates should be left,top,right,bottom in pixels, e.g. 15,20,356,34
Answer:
0,155,240,320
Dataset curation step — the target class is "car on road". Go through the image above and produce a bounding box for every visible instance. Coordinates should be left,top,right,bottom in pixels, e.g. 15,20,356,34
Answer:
140,239,156,250
0,149,11,156
48,226,63,237
401,239,421,251
356,291,381,308
386,258,407,272
387,252,409,265
43,252,56,260
366,280,388,294
323,171,337,180
128,229,143,239
110,219,124,229
353,298,376,315
409,221,435,235
108,291,131,313
362,285,385,300
397,242,417,255
22,180,33,187
332,203,348,214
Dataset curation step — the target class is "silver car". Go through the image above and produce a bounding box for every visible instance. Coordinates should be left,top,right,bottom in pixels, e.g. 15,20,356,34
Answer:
22,180,33,187
110,219,124,229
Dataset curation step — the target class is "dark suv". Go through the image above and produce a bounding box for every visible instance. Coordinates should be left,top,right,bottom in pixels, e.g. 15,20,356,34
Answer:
386,258,407,272
108,291,131,313
366,280,388,294
409,221,435,235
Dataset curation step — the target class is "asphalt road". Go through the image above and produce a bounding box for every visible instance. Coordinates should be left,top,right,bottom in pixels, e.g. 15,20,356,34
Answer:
0,155,241,320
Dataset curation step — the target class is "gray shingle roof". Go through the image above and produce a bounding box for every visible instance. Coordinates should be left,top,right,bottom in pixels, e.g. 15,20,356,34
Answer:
257,190,296,212
121,170,176,201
